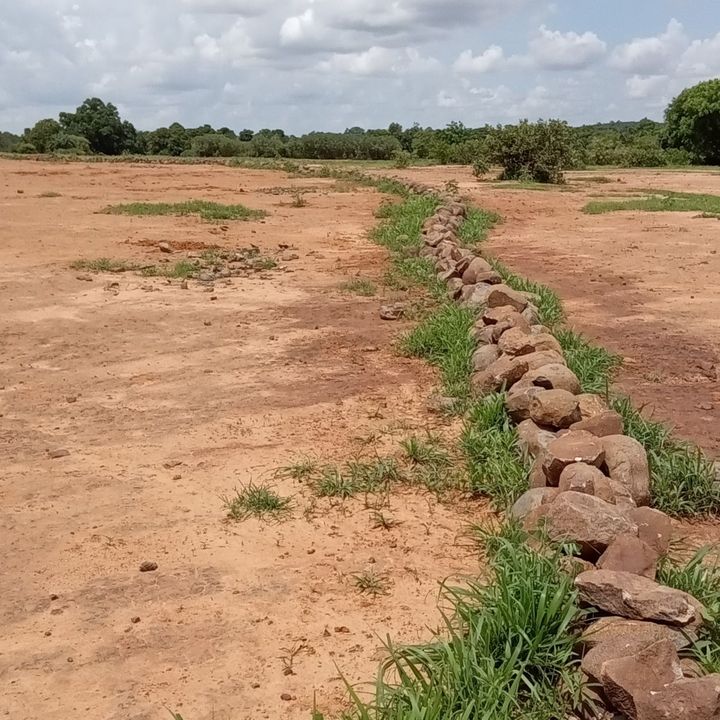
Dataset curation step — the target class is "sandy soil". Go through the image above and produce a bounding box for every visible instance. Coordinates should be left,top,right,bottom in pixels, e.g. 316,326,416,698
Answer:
395,166,720,457
0,160,488,720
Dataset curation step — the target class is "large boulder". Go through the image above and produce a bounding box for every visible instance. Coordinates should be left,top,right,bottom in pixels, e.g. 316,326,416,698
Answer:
506,384,544,423
509,487,560,521
486,284,529,312
581,634,675,683
597,534,659,579
516,419,556,458
530,492,638,557
581,616,692,652
529,389,582,429
629,507,673,555
571,411,624,438
575,570,703,626
542,431,605,485
578,393,611,419
601,435,651,507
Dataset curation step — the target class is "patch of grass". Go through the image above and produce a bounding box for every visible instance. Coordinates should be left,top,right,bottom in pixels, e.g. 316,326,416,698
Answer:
491,180,553,191
554,328,621,394
461,394,530,510
400,434,451,467
458,207,501,247
371,196,440,255
141,259,199,279
384,258,446,298
278,457,318,481
370,511,402,530
70,257,140,273
342,278,378,297
351,569,391,598
658,547,720,674
401,303,477,402
222,482,293,522
349,532,585,719
291,192,308,207
103,199,267,222
309,457,401,499
612,396,720,517
583,190,720,215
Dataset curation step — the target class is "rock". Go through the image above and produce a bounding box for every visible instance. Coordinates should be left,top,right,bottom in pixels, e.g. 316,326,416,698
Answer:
509,487,560,521
522,363,582,394
76,273,93,282
498,328,563,358
629,507,673,555
447,277,464,299
180,280,189,290
601,435,651,507
523,351,567,371
536,492,638,556
558,463,606,494
528,457,548,488
578,394,611,420
581,634,675,683
542,431,605,484
594,476,637,507
486,285,529,313
482,305,527,327
575,570,702,626
581,616,692,651
530,389,582,430
463,283,495,309
471,324,497,345
471,354,530,394
521,304,540,325
379,303,406,320
516,419,556,458
139,561,158,573
601,639,683,718
474,270,503,285
560,556,596,577
506,384,544,423
571,411,624,438
48,448,70,459
461,256,493,285
427,393,458,415
680,658,705,679
597,535,659,579
158,242,172,253
472,345,501,372
632,675,720,720
131,616,141,624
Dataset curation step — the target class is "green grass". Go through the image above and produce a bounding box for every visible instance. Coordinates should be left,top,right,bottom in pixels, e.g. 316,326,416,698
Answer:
342,278,378,297
658,547,720,673
141,259,199,279
553,328,621,394
583,190,720,215
307,457,402,499
222,482,293,522
400,434,452,467
401,303,477,401
103,199,267,221
612,396,720,517
461,394,530,510
70,257,140,273
458,208,500,247
371,196,439,255
348,531,585,720
351,569,391,598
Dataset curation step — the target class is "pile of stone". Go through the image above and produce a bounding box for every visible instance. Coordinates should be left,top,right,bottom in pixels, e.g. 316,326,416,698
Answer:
409,182,720,720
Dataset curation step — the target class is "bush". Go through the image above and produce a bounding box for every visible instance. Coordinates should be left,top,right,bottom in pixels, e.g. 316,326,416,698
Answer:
487,120,574,183
391,149,412,168
190,133,241,157
15,142,38,154
48,133,91,154
666,79,720,164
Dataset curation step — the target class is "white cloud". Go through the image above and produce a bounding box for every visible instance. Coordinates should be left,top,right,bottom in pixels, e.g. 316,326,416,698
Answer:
625,74,669,99
530,25,607,70
678,31,720,79
280,9,316,46
453,46,505,74
437,90,459,108
318,46,438,76
610,19,687,74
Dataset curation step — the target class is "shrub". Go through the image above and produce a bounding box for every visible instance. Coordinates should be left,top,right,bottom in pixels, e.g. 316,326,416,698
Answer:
190,133,241,157
391,150,412,168
666,79,720,164
48,133,91,154
487,120,575,183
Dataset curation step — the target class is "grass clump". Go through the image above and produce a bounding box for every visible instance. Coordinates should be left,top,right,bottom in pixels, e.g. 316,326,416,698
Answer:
583,190,720,215
400,434,451,467
104,199,267,221
351,569,391,598
141,259,199,279
554,328,621,394
371,195,439,255
349,531,585,720
342,278,378,297
461,394,530,510
458,207,500,247
308,457,402,499
222,482,292,522
401,303,477,401
70,257,140,273
612,397,720,517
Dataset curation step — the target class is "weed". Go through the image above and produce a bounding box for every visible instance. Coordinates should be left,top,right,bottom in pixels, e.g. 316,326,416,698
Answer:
351,569,391,597
401,303,477,402
342,278,378,297
370,511,401,530
461,394,530,509
400,435,451,467
70,257,140,273
279,641,308,676
222,482,292,522
278,457,318,481
314,466,358,499
103,199,267,222
584,190,720,215
554,328,621,394
291,192,308,208
141,259,199,279
457,207,500,246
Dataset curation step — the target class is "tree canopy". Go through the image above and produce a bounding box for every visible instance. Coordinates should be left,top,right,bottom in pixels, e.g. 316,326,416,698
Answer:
665,79,720,165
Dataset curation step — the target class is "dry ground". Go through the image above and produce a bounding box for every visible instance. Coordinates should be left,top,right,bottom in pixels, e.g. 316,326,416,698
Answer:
0,160,488,720
393,166,720,457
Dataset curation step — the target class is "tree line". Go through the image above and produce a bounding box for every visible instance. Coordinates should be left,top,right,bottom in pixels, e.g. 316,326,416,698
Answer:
2,79,719,181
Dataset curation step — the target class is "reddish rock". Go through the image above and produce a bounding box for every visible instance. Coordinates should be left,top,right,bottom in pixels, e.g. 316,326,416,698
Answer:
577,393,610,420
575,570,702,626
581,616,692,652
461,256,494,285
594,475,637,507
633,675,720,720
522,363,582,394
629,507,673,555
498,328,563,358
530,389,582,430
601,435,651,507
486,284,529,312
516,419,556,458
472,344,501,372
542,431,605,485
558,463,606,494
597,534,659,579
446,277,464,299
528,456,548,488
509,487,560,521
482,305,527,326
506,384,544,423
571,411,624,438
471,354,530,394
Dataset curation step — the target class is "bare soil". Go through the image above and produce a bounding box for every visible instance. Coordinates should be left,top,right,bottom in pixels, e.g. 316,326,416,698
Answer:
0,160,488,720
395,166,720,457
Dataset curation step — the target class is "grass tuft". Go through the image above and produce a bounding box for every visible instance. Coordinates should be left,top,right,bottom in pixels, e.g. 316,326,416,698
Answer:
70,257,140,273
554,328,621,394
584,190,720,215
222,482,293,522
351,569,391,598
104,199,267,222
342,278,378,297
458,207,501,247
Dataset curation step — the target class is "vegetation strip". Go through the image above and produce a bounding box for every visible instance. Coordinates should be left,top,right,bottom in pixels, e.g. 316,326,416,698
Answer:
103,199,266,221
584,189,720,215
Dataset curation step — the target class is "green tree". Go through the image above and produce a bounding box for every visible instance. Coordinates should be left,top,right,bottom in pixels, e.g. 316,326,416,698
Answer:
24,118,61,153
238,129,254,142
59,98,134,155
47,133,91,154
666,79,720,164
0,130,21,152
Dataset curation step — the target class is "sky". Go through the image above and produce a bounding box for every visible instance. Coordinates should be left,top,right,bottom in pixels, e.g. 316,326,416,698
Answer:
1,0,720,134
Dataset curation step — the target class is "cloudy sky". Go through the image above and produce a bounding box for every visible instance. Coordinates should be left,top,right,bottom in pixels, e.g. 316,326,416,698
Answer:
1,0,719,133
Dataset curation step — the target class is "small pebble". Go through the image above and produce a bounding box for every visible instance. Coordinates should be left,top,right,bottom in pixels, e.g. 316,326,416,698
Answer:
280,693,293,702
131,616,141,624
48,449,70,459
139,561,158,573
50,594,59,601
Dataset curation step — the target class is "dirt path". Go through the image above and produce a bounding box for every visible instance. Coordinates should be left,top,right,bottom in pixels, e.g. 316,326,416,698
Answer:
0,160,486,720
395,166,720,457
